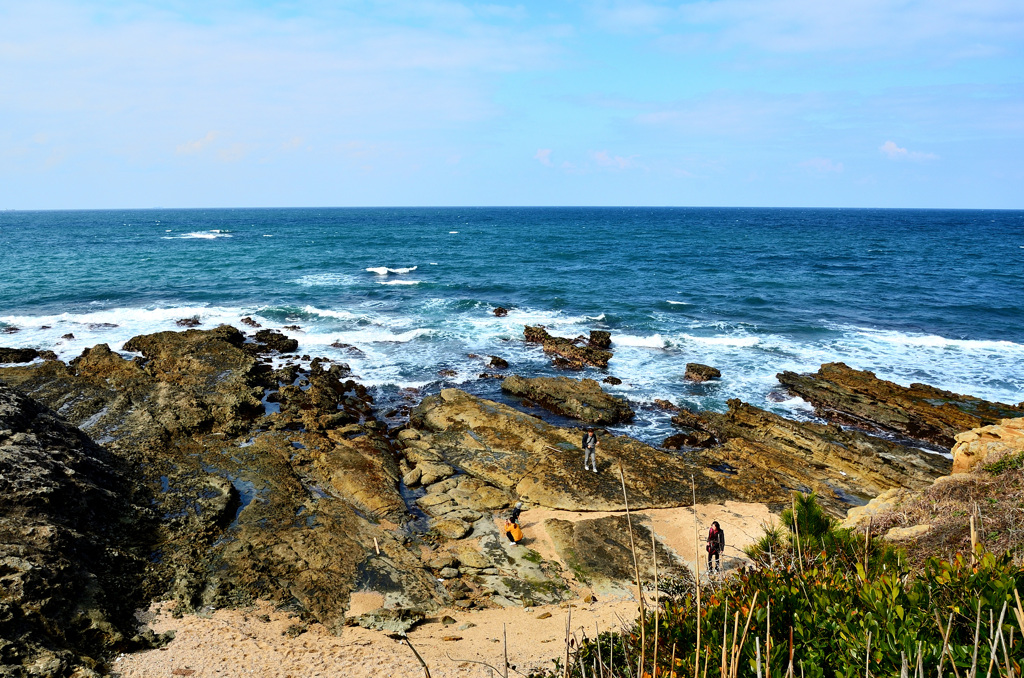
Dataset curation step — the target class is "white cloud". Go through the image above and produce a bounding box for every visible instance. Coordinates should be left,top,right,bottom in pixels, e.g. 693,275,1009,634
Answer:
175,131,219,155
534,148,553,166
879,140,939,161
800,157,844,173
592,150,639,170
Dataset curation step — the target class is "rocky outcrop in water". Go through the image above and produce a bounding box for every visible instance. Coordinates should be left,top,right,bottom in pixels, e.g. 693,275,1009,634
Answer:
685,363,721,382
0,348,40,364
777,362,1024,448
0,384,162,677
950,417,1024,474
500,375,634,425
523,326,612,369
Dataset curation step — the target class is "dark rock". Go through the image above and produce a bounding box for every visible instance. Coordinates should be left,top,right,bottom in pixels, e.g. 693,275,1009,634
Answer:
488,355,509,369
331,342,366,356
88,322,118,330
588,330,612,350
240,317,262,328
524,326,612,369
283,325,302,331
253,329,299,354
493,307,509,317
653,399,680,412
1,326,19,334
478,373,504,379
685,363,721,382
355,608,424,636
38,350,59,361
670,409,709,430
777,362,1024,448
0,347,40,363
501,375,634,425
0,384,162,675
603,376,622,385
61,333,75,340
176,316,201,328
438,369,457,377
545,515,690,587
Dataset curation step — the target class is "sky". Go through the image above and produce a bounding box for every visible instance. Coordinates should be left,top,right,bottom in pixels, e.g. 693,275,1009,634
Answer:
1,1,1022,209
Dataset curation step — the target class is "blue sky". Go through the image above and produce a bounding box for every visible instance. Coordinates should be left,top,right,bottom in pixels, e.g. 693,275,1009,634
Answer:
1,1,1022,208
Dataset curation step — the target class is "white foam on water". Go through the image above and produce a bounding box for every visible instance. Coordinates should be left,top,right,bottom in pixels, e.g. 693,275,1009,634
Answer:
378,280,421,286
666,300,690,305
299,305,362,321
161,230,233,240
586,313,606,321
449,231,459,234
613,333,668,348
291,273,358,287
366,266,417,275
680,334,761,347
844,326,1024,352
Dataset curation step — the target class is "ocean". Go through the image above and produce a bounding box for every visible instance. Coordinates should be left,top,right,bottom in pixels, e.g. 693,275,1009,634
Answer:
1,207,1022,444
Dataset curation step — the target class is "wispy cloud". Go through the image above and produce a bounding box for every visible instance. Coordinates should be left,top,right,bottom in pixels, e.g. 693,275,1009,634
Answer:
592,150,639,170
534,148,553,166
800,157,844,173
175,131,219,155
879,140,939,161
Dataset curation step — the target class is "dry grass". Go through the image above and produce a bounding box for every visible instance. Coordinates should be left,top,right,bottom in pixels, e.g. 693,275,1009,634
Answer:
872,467,1024,568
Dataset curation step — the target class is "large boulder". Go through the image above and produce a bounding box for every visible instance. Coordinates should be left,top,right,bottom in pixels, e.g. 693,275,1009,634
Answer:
0,384,159,676
685,363,721,382
501,375,634,425
777,362,1024,448
951,417,1024,474
523,326,612,369
0,348,40,364
411,388,729,511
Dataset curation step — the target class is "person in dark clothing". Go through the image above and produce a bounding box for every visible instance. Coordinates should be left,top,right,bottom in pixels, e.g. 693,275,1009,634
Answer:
706,521,725,573
509,501,523,524
582,428,599,472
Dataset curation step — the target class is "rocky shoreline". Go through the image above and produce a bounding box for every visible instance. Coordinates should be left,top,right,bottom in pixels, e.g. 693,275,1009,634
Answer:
1,321,1021,676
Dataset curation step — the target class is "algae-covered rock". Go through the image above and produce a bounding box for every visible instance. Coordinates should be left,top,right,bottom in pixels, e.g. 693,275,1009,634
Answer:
523,326,612,369
685,363,721,382
501,375,634,425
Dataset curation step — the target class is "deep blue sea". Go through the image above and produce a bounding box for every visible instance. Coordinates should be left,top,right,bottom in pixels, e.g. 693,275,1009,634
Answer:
2,207,1022,444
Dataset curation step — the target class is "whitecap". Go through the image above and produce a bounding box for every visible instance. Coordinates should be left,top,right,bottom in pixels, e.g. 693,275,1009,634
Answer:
844,326,1024,352
378,280,421,286
291,273,357,287
680,334,760,347
162,230,233,240
614,333,667,348
300,305,361,320
666,300,690,305
586,313,606,321
366,266,418,275
449,231,459,234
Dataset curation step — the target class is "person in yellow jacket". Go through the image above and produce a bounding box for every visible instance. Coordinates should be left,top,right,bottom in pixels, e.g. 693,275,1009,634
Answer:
504,518,523,546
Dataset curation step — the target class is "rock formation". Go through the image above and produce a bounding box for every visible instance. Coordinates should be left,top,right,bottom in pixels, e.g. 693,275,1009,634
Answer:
950,417,1024,474
778,362,1024,448
523,326,612,369
0,348,40,363
411,388,729,510
500,375,634,425
0,384,163,676
685,363,721,382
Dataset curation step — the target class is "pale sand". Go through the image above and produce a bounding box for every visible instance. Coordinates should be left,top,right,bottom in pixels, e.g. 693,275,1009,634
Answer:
112,501,773,678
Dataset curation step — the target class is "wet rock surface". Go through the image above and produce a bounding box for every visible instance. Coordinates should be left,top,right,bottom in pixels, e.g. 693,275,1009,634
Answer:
684,363,721,382
0,384,162,677
0,348,40,364
523,326,612,369
500,375,634,425
778,362,1024,448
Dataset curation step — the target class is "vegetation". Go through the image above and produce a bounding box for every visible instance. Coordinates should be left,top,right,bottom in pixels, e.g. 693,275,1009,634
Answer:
528,493,1024,678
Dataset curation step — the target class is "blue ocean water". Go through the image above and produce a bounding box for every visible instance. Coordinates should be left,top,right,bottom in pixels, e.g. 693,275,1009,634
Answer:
1,207,1022,444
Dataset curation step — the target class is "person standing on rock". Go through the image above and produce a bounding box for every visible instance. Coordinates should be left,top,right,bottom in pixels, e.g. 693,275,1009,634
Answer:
582,427,599,472
706,521,725,573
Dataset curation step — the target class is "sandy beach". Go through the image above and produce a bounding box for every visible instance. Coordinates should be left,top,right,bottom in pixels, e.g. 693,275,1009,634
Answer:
112,501,772,678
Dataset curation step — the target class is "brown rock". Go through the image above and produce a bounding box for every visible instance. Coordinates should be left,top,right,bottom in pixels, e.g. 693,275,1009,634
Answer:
253,329,299,353
488,355,509,369
950,417,1024,474
176,316,201,328
685,363,721,382
603,376,622,385
501,375,634,425
588,330,612,350
777,362,1024,448
493,307,509,317
240,316,262,328
524,326,612,369
653,399,680,412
